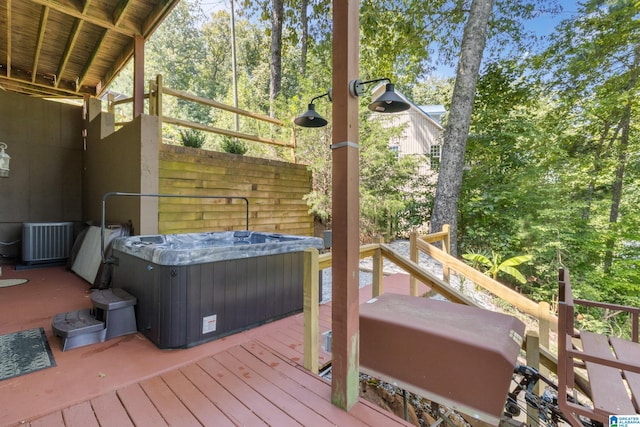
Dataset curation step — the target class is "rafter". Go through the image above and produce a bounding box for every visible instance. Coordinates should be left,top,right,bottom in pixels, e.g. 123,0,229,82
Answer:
29,0,140,37
3,0,181,99
112,0,132,26
55,18,83,88
100,38,134,96
55,0,92,89
77,29,108,91
142,0,179,37
32,6,49,83
6,0,12,78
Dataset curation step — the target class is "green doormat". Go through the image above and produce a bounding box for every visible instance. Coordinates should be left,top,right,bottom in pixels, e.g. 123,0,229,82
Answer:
0,328,56,381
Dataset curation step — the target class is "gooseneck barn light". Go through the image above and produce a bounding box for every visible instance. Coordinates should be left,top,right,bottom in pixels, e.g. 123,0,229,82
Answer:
294,78,409,128
0,143,10,178
294,90,332,128
349,77,410,113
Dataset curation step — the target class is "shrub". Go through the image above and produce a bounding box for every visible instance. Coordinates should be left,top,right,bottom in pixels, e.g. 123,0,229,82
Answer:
179,129,206,148
221,136,248,155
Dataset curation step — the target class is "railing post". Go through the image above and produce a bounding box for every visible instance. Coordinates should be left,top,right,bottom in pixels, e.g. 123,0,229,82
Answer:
442,224,451,283
538,301,551,381
289,129,297,163
303,247,319,374
149,79,157,116
526,330,541,426
538,301,551,350
372,236,384,297
156,74,163,146
409,232,418,296
107,93,115,114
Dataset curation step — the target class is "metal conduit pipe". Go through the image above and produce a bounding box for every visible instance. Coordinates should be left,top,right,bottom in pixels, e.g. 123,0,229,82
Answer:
100,192,250,264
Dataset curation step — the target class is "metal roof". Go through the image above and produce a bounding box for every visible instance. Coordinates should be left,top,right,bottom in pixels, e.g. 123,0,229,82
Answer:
0,0,180,99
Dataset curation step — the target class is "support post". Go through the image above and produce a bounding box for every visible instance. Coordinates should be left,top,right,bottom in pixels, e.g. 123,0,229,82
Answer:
303,248,319,374
538,301,551,380
526,330,541,426
331,0,360,410
409,232,418,296
372,236,383,297
442,224,451,283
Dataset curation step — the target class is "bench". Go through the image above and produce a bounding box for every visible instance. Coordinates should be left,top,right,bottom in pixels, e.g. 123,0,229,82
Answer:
557,268,640,426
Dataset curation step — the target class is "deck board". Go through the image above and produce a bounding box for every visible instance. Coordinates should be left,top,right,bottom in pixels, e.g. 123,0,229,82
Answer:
90,392,135,427
117,383,169,427
181,363,269,427
61,401,99,427
28,411,65,427
236,343,372,427
3,267,414,427
140,376,203,427
214,349,337,426
160,369,235,427
198,356,303,426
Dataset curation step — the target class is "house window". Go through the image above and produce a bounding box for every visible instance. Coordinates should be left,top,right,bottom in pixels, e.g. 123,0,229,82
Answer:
430,144,441,170
390,145,400,159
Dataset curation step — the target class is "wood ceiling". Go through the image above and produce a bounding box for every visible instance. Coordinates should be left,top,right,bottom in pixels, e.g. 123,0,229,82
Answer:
0,0,181,98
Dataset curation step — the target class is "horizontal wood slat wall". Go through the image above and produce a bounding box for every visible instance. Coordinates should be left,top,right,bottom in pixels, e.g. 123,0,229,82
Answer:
159,145,314,236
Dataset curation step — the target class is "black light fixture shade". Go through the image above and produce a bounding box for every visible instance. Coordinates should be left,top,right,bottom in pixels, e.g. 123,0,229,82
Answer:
294,104,328,127
368,83,410,113
294,90,331,128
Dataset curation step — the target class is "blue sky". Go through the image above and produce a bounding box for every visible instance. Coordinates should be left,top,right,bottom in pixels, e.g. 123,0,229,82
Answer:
200,0,583,78
524,0,580,38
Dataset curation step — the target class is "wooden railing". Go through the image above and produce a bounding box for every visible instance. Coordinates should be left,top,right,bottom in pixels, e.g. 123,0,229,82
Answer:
303,226,558,381
107,74,296,159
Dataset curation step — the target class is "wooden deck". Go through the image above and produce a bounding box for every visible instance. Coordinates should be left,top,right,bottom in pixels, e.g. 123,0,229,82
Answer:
0,264,421,427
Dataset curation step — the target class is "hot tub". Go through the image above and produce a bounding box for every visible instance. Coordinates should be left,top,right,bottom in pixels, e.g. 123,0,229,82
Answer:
111,231,323,348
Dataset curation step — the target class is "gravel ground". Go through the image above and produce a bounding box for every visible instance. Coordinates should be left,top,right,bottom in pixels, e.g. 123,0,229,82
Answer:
320,239,498,311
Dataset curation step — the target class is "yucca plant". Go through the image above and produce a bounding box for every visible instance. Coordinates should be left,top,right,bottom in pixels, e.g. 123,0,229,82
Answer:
221,136,248,155
179,129,206,148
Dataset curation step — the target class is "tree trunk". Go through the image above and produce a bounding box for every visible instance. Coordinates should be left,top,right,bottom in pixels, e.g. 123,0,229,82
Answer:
604,105,631,272
603,42,639,272
270,0,284,116
430,0,494,256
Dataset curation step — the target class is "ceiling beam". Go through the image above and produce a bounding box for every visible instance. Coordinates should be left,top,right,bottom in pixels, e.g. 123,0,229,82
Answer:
0,74,92,98
77,29,108,91
55,0,93,89
6,0,12,78
112,0,132,26
55,18,83,88
99,38,133,96
142,0,179,37
29,0,140,37
32,6,49,83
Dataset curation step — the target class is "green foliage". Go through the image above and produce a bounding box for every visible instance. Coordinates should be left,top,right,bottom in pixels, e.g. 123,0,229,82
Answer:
221,136,248,155
179,129,206,148
359,114,427,240
105,0,640,312
462,251,533,284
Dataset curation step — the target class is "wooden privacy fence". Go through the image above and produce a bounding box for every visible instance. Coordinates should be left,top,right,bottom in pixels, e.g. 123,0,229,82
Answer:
107,74,296,159
303,225,559,380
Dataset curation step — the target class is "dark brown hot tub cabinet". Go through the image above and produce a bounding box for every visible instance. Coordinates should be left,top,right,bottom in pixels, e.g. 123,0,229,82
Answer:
111,231,323,349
